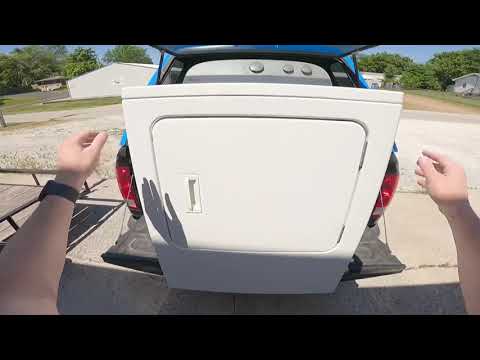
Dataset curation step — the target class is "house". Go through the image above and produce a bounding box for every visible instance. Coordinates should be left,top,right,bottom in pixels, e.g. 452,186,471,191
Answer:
361,72,402,89
32,76,67,92
67,63,158,99
361,72,385,89
452,73,480,96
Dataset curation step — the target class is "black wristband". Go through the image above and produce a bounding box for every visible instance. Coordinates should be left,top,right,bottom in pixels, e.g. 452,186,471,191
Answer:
38,180,80,204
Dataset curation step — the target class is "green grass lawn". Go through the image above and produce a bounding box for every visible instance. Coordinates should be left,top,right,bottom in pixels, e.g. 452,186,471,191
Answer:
0,118,72,132
405,89,480,109
0,96,122,115
0,96,41,108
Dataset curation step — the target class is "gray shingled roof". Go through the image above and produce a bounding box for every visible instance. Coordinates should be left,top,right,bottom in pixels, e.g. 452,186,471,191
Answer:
34,75,66,83
452,73,480,81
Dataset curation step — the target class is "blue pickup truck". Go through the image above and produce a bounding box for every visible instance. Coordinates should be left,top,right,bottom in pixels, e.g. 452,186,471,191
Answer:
102,45,404,293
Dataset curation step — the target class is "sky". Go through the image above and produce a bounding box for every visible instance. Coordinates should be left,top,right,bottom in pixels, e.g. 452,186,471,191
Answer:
362,45,480,63
0,45,479,64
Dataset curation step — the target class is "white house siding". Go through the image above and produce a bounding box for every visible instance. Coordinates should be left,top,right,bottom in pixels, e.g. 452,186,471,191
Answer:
453,74,480,95
361,72,385,89
68,63,158,99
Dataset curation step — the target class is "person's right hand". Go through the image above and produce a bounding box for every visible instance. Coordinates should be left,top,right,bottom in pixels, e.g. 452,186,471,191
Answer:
416,149,469,219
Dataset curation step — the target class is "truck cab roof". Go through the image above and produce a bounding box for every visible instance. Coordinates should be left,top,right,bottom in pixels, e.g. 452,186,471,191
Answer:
151,45,376,59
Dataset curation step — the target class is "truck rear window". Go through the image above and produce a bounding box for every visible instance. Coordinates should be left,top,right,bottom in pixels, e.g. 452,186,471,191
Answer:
330,62,355,87
161,59,355,87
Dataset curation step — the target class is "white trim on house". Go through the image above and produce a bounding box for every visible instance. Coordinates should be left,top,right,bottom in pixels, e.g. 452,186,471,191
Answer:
68,63,158,82
452,73,480,81
118,63,158,69
67,63,158,99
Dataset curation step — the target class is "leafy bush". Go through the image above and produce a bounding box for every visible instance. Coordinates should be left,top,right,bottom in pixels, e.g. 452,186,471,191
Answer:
63,48,100,79
427,49,480,90
103,45,152,64
400,64,440,90
358,52,414,74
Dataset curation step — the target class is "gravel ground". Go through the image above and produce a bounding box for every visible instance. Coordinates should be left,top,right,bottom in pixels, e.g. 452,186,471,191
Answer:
1,105,480,190
1,104,479,314
0,105,123,178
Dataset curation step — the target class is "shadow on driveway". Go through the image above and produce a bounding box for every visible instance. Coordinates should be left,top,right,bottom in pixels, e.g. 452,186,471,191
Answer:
59,260,466,315
67,200,124,253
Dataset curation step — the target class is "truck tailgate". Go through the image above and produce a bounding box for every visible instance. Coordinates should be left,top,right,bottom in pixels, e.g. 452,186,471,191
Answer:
122,83,403,293
102,216,405,281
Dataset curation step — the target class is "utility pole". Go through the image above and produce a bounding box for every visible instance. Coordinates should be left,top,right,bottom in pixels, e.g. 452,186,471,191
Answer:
0,110,6,128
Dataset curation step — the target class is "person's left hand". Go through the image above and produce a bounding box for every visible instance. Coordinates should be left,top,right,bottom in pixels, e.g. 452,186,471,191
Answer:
55,131,108,191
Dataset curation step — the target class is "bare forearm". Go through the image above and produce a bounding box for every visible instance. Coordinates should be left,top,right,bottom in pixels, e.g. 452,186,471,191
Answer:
446,202,480,314
0,131,107,315
0,194,74,313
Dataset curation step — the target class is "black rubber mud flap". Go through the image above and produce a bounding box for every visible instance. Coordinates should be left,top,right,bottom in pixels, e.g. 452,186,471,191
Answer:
102,216,405,280
101,216,163,276
341,226,405,281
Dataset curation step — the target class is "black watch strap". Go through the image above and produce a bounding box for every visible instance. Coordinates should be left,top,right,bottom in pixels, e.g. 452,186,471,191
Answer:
38,180,80,204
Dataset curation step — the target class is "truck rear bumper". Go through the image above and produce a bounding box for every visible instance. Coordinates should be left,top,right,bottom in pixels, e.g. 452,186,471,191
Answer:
102,216,404,282
342,227,405,281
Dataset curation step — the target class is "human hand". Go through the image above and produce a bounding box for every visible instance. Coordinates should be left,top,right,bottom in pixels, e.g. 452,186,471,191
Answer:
416,149,469,220
55,131,108,192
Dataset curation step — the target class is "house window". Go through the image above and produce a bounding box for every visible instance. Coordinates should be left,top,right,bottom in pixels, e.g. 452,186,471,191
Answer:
463,82,467,88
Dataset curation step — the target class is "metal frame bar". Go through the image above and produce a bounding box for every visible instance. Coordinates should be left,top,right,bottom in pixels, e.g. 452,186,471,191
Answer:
0,168,90,192
83,181,90,193
6,216,19,231
0,168,94,234
157,50,165,84
340,45,378,58
1,197,40,226
150,45,378,59
352,53,360,86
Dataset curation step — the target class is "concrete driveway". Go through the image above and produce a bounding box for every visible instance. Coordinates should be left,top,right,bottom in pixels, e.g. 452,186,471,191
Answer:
1,106,478,314
60,188,468,315
397,110,480,192
0,176,468,315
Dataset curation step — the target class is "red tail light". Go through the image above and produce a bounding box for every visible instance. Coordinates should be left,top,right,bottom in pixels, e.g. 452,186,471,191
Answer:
116,166,141,211
370,173,399,223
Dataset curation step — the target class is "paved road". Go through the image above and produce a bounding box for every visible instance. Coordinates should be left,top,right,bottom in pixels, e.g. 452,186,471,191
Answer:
402,109,480,124
0,106,478,314
3,106,480,190
397,110,480,191
2,104,121,125
56,183,470,314
0,176,470,314
57,187,476,314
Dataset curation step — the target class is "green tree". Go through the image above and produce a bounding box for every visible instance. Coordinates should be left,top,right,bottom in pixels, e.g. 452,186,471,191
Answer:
45,45,68,59
400,64,440,90
102,45,152,64
383,65,396,87
45,45,68,67
63,47,100,79
0,45,70,94
0,54,25,94
427,48,480,90
10,45,61,85
358,52,414,74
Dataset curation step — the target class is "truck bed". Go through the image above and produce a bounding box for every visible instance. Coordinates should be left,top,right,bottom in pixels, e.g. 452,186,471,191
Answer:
102,216,405,282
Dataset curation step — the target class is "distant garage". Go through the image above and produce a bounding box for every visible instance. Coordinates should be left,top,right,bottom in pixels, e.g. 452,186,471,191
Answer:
452,73,480,96
67,63,159,99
